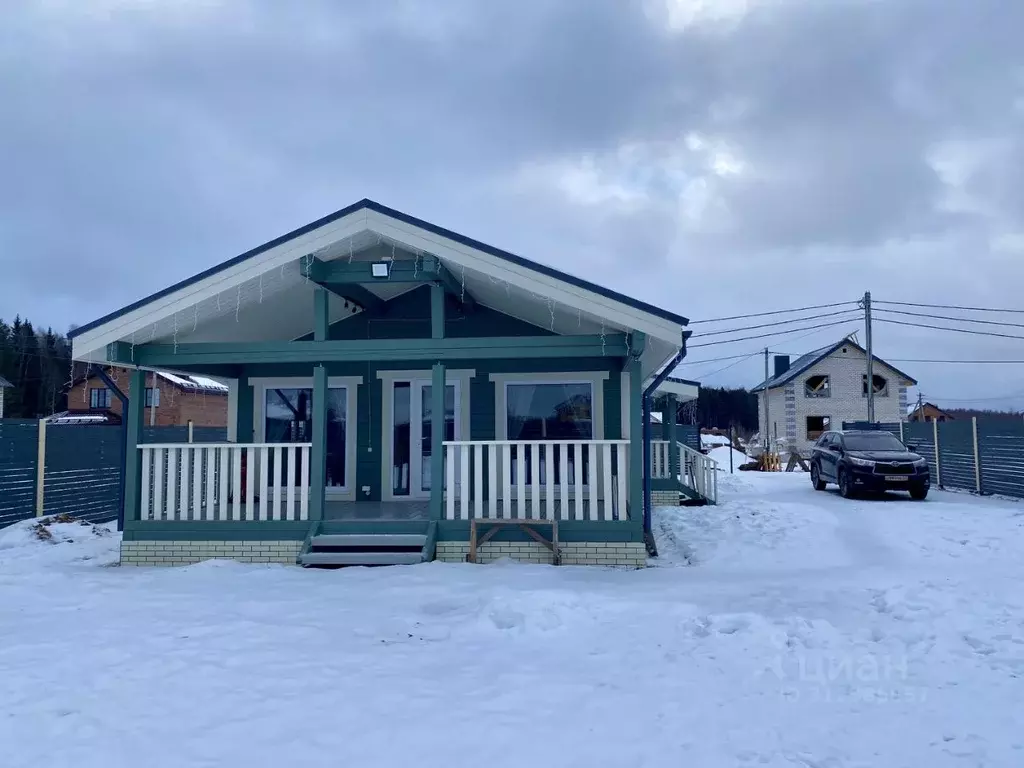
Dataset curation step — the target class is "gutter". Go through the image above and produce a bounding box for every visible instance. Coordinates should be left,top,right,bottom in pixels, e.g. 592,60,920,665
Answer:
641,331,691,548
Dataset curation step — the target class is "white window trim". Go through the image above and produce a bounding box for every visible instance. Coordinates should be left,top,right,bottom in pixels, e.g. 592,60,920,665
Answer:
378,369,475,501
490,371,608,440
250,375,363,501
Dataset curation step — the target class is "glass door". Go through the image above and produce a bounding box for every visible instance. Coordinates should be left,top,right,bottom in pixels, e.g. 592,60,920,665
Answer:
390,380,460,498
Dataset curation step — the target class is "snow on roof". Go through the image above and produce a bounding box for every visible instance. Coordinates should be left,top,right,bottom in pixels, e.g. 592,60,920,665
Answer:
0,375,12,388
155,371,228,393
46,411,119,425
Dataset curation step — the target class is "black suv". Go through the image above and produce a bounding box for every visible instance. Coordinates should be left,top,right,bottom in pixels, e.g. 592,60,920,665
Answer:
810,430,930,500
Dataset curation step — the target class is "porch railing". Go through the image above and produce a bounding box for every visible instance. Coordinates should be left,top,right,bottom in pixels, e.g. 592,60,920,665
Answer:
139,443,312,521
441,439,631,521
650,439,719,504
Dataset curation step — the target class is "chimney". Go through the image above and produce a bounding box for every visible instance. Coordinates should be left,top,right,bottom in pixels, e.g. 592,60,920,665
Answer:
773,355,791,378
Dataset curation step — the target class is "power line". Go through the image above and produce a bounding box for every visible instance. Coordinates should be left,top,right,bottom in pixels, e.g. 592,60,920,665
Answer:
874,317,1024,342
687,301,861,325
688,318,859,349
921,390,1024,403
693,309,863,338
691,350,764,379
874,307,1024,330
876,300,1024,315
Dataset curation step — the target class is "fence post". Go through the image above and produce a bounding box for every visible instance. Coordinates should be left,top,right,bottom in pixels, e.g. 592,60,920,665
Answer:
972,417,981,493
34,418,47,516
188,420,194,444
933,419,942,488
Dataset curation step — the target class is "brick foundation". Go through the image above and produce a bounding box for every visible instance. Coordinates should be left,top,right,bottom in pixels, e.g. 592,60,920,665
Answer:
650,489,680,506
435,541,647,567
120,540,302,566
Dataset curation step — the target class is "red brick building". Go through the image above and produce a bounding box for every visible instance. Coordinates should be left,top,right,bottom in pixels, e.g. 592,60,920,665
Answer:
59,369,228,427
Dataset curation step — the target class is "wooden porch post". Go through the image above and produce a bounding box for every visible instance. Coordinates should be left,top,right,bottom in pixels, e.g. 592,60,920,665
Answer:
665,395,679,482
431,283,445,340
122,368,146,524
628,357,644,528
313,287,330,342
430,362,446,520
309,364,328,521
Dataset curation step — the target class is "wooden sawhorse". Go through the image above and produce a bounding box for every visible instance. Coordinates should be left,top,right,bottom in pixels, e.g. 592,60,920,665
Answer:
467,518,560,565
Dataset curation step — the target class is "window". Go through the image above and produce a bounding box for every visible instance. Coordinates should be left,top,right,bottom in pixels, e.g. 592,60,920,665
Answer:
806,416,831,441
506,382,593,484
805,375,830,398
89,387,111,409
862,374,889,397
145,387,160,407
264,387,348,489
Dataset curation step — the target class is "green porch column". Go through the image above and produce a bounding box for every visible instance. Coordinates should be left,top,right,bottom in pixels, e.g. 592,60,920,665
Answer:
431,283,445,340
628,357,644,529
122,368,146,523
236,374,254,443
313,286,330,342
309,364,328,521
430,362,446,520
665,395,679,482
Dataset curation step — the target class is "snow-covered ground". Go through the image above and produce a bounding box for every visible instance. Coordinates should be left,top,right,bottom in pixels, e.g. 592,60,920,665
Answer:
708,444,750,471
2,478,1023,767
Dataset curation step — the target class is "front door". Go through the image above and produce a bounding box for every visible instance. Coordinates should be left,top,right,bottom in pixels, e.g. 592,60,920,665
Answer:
392,380,460,498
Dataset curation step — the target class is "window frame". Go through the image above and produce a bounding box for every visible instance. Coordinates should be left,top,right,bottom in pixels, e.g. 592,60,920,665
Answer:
862,374,890,397
250,376,362,500
490,371,608,441
89,387,111,409
503,380,596,442
145,387,160,408
806,415,831,441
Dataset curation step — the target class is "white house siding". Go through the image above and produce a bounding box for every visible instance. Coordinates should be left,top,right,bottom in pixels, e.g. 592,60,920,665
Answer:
758,344,912,456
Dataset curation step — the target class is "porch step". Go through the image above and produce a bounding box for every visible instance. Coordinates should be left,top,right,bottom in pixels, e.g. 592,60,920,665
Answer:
299,525,436,568
311,534,426,549
300,551,423,567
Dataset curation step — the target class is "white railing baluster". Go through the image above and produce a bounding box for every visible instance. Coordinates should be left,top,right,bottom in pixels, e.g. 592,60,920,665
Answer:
140,447,151,521
191,447,202,522
529,442,540,519
299,445,309,520
545,443,555,519
501,443,512,519
204,446,215,521
586,442,598,521
154,448,165,520
258,446,270,521
616,445,628,521
218,446,229,521
559,443,569,520
231,447,242,520
601,443,613,521
572,442,583,520
473,443,483,519
286,446,296,521
272,446,283,520
515,446,525,519
180,447,190,519
245,447,255,520
487,444,497,519
166,447,178,520
459,442,469,520
446,443,456,519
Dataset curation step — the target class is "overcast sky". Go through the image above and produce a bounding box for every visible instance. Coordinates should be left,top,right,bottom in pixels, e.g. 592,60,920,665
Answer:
2,0,1023,408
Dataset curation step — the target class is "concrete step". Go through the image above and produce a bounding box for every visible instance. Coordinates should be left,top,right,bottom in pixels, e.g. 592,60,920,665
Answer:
299,551,423,567
311,534,426,549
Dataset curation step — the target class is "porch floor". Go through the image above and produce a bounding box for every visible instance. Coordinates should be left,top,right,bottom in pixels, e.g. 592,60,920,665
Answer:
324,501,430,521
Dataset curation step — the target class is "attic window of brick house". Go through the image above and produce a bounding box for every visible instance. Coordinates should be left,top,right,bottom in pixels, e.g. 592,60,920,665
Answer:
805,375,830,398
863,374,889,397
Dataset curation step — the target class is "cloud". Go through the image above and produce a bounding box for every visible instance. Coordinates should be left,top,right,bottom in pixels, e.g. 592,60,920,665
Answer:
1,0,1023,406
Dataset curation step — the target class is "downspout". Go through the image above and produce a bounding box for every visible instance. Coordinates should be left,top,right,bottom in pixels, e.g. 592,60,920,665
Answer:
94,365,129,532
641,331,691,542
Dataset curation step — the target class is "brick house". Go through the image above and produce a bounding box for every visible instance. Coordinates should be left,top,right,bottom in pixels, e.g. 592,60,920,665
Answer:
752,337,917,456
907,402,953,423
60,369,228,427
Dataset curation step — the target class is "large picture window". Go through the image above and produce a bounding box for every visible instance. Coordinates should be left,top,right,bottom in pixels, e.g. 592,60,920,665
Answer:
505,381,593,484
264,387,348,489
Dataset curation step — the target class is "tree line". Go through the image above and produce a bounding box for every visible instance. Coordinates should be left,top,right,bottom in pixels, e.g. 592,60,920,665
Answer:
0,317,82,418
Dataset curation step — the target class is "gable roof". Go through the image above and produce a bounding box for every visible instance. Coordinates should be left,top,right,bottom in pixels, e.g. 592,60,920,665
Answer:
751,338,917,392
0,375,12,388
69,199,688,341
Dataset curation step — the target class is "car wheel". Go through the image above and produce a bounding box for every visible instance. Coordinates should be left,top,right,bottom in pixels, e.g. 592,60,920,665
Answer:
811,464,827,491
909,484,929,501
838,470,856,499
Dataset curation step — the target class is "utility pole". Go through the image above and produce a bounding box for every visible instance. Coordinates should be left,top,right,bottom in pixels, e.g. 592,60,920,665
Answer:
864,291,875,423
763,347,770,453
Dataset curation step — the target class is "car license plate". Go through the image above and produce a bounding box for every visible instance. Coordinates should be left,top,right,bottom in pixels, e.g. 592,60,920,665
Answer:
885,475,909,482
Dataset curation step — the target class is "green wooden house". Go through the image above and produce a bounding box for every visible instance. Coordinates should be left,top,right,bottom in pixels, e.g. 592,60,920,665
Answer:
69,200,711,567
